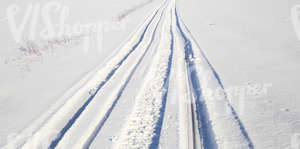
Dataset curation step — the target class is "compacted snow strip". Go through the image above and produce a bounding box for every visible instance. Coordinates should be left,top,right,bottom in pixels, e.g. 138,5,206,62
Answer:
46,12,157,149
114,1,175,148
55,9,165,148
58,4,167,149
175,8,216,149
175,7,254,149
156,7,182,149
171,10,201,149
2,5,166,148
18,3,164,149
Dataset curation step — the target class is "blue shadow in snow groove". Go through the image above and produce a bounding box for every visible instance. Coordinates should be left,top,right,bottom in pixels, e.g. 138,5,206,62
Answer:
175,8,217,149
175,7,255,149
181,16,255,149
48,10,159,149
149,11,174,149
82,9,165,149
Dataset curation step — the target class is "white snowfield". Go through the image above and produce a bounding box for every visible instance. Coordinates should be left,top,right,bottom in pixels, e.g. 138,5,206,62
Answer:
2,0,254,148
1,0,300,149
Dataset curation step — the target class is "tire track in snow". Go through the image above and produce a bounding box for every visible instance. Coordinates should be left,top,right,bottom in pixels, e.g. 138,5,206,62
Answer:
114,1,174,148
53,2,167,147
2,7,167,147
48,10,159,149
70,6,166,149
179,15,255,149
13,0,256,148
158,11,200,148
175,7,254,149
172,10,202,149
20,3,163,149
175,8,217,149
189,94,202,149
150,8,174,149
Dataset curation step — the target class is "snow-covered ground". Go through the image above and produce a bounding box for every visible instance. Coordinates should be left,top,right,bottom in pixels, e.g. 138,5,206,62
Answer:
0,0,299,148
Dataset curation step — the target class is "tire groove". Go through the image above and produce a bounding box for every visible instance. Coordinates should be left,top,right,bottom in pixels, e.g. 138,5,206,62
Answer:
48,7,160,149
175,7,217,149
175,6,255,149
79,7,166,149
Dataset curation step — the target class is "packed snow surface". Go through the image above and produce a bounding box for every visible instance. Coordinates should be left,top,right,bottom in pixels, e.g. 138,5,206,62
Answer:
0,0,299,149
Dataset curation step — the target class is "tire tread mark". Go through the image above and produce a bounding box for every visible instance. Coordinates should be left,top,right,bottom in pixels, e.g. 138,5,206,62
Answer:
175,7,217,149
175,7,255,149
81,9,165,149
149,7,174,149
48,9,160,149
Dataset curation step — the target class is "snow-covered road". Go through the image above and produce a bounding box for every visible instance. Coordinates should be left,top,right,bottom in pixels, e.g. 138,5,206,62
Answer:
2,0,300,148
2,0,256,149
